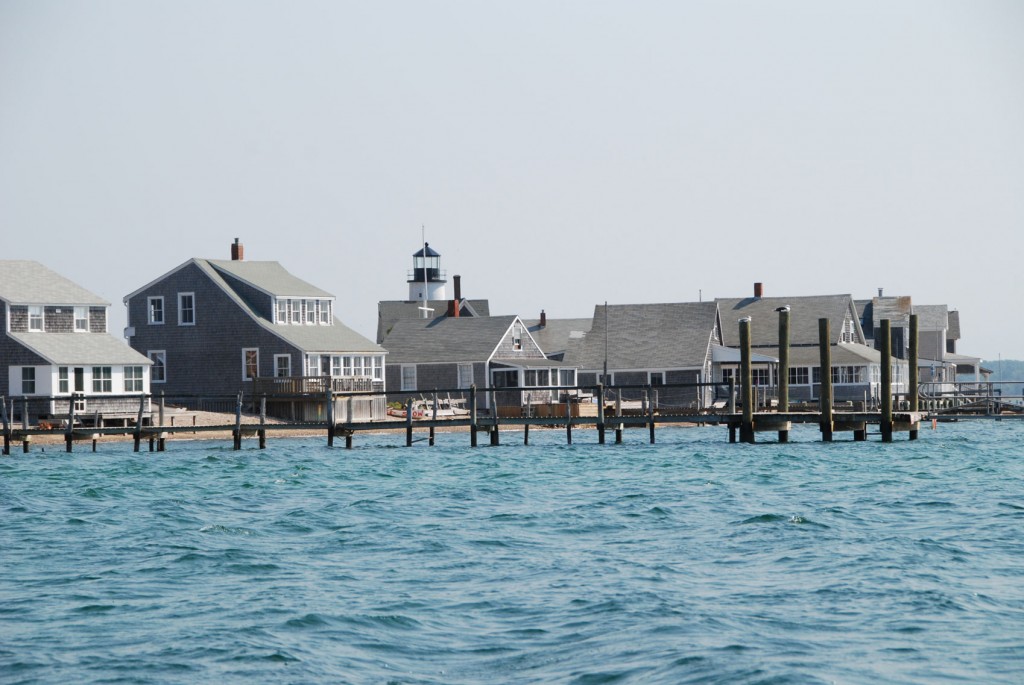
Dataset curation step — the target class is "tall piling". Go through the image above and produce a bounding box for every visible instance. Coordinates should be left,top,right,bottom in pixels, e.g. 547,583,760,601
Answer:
1,396,10,455
818,318,833,442
880,318,893,442
739,318,755,443
909,313,919,440
777,306,791,443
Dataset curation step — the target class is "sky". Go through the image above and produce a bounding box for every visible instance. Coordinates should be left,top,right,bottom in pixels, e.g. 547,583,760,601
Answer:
2,1,1023,359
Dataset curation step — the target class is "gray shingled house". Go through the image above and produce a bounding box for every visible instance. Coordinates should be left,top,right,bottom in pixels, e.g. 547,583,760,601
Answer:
381,314,577,412
1,260,152,423
717,290,898,404
563,302,724,410
124,242,385,404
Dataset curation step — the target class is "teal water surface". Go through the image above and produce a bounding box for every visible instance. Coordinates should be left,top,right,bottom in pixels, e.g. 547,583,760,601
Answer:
2,422,1023,684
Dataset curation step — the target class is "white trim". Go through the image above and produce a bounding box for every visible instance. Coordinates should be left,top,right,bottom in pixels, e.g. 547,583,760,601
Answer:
148,296,165,325
400,364,417,391
274,354,292,377
242,348,259,382
73,306,89,332
177,292,196,326
28,305,44,332
148,350,167,383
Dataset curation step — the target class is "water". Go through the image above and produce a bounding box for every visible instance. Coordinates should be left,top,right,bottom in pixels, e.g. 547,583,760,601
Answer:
2,422,1023,684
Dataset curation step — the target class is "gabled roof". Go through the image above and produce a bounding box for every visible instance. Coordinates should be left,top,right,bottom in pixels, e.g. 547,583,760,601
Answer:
382,315,523,364
566,302,720,370
872,296,912,329
376,299,490,344
206,260,333,298
126,258,383,355
716,294,862,347
748,342,883,366
522,317,593,358
0,261,108,306
947,310,961,340
9,332,150,365
913,304,948,331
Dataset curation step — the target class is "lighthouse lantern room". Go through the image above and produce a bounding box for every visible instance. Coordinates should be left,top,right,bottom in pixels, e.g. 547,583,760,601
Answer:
408,242,447,305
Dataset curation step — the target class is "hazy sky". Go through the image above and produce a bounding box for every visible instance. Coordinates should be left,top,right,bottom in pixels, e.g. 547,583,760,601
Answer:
2,1,1022,359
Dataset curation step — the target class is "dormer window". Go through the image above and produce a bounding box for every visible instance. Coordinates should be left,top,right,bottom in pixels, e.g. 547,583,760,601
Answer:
276,298,288,324
74,306,89,331
512,324,522,351
290,299,302,324
28,306,43,331
305,299,316,324
320,300,332,325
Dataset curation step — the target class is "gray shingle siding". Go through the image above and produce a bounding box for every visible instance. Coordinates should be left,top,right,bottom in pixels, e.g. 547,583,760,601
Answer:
127,262,303,397
0,333,48,397
217,272,274,321
9,306,27,332
90,307,106,333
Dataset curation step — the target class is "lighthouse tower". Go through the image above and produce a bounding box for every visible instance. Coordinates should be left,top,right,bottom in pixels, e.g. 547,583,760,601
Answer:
408,242,447,307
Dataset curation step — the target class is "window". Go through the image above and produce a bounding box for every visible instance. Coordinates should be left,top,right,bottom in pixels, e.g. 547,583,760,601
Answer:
831,366,863,384
342,356,353,376
124,366,144,392
74,307,89,332
148,297,164,325
276,299,288,324
275,355,291,377
28,306,43,331
722,368,735,384
319,300,332,325
306,355,320,376
352,356,364,376
21,367,36,394
492,370,519,388
559,369,575,386
512,325,522,351
243,349,259,381
401,365,417,391
290,299,302,324
524,369,550,387
812,367,822,384
789,367,809,385
650,372,665,386
305,300,316,325
457,363,474,389
149,351,166,383
752,368,770,386
92,367,112,392
178,293,195,325
59,367,69,393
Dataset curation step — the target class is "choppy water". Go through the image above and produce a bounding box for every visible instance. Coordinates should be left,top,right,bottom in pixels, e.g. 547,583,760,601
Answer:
2,422,1023,684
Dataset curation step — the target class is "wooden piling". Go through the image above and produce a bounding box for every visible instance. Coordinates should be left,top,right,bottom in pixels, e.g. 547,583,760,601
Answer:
65,394,76,453
470,385,478,447
232,392,243,450
259,395,267,449
818,318,833,442
326,387,334,447
908,313,919,440
739,318,755,443
880,318,893,443
405,398,414,447
647,386,656,444
565,394,572,445
490,388,500,446
22,397,31,453
134,393,146,453
614,390,623,444
778,306,790,443
597,383,605,444
2,396,11,455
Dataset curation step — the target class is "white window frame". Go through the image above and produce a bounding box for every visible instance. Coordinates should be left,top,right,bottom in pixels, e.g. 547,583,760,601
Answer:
401,364,417,391
512,325,522,351
74,306,89,332
148,350,166,383
21,367,36,394
148,296,164,325
319,300,332,325
92,366,112,393
290,299,301,324
178,292,195,326
242,348,259,382
274,354,292,377
124,366,144,392
28,306,44,332
789,367,810,385
305,300,317,325
457,363,473,389
276,299,288,324
58,366,70,393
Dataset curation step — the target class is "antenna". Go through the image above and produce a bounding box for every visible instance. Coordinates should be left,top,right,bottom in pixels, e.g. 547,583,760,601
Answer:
418,225,433,319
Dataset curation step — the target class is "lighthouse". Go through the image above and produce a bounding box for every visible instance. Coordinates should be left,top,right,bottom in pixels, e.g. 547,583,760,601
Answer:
408,242,447,308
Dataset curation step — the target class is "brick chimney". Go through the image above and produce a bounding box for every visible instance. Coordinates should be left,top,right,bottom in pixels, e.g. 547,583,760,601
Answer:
754,282,763,298
447,299,460,317
453,274,461,301
231,238,244,261
540,309,547,327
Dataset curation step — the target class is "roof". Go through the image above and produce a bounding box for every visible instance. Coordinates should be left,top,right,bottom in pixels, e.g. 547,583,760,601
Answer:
0,261,108,306
9,332,151,365
382,315,522,364
711,345,779,364
523,317,593,357
716,294,861,347
913,304,948,330
376,299,491,343
750,342,883,366
947,310,961,340
413,243,441,258
872,296,912,329
206,260,333,298
566,302,720,371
